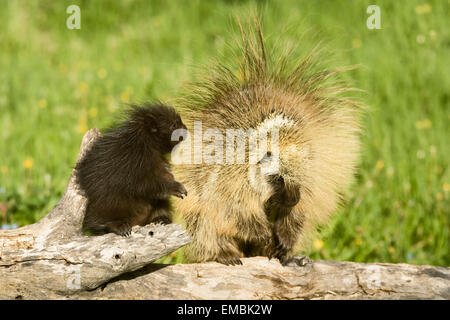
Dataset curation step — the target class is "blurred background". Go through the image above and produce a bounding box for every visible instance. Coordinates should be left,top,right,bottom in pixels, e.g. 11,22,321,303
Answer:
0,0,448,266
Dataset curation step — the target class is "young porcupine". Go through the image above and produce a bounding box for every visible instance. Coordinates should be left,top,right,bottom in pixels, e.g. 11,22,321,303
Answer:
75,103,187,236
171,23,362,265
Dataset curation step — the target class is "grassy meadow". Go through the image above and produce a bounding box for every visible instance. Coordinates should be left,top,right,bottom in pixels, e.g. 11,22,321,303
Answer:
0,0,448,266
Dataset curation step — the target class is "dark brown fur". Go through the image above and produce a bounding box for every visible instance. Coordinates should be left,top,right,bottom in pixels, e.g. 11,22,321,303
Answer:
263,175,302,263
75,103,187,236
234,175,302,264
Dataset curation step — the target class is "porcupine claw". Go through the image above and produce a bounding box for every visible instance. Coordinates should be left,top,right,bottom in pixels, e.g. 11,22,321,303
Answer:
282,255,312,267
115,222,132,237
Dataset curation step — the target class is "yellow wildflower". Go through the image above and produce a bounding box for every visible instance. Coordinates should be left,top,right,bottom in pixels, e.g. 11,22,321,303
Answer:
78,82,89,94
375,160,384,170
415,3,432,14
355,238,363,246
429,30,437,40
23,158,33,170
436,193,443,201
415,119,432,129
38,99,47,109
313,239,324,250
78,123,88,134
443,183,450,193
77,114,88,133
88,107,98,118
97,68,108,79
120,91,130,103
120,86,134,103
1,166,7,174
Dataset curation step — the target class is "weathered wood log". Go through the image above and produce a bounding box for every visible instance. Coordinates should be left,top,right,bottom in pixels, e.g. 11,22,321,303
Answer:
0,129,448,300
2,254,449,300
72,256,450,300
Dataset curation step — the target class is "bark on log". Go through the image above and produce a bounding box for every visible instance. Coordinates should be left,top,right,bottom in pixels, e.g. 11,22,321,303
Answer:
0,129,449,300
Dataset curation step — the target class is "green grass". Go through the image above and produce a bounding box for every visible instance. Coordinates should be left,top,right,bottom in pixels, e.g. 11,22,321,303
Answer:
0,0,448,266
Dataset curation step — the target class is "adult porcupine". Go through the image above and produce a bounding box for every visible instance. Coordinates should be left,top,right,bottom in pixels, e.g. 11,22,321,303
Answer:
172,22,362,265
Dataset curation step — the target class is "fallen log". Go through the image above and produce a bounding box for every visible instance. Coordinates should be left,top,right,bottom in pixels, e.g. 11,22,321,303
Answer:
0,129,448,300
74,256,450,300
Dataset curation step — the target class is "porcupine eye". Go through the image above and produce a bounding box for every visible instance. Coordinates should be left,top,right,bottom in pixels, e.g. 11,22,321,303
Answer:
258,151,272,164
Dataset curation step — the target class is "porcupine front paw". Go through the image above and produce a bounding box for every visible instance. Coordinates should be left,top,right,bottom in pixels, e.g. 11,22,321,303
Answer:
216,252,243,266
107,221,132,237
150,215,172,225
268,241,292,264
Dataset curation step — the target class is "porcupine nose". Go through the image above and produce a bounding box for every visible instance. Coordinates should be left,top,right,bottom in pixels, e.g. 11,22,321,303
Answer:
268,175,301,207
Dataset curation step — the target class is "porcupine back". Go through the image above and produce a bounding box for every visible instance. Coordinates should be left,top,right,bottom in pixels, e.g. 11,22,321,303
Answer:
172,22,363,262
